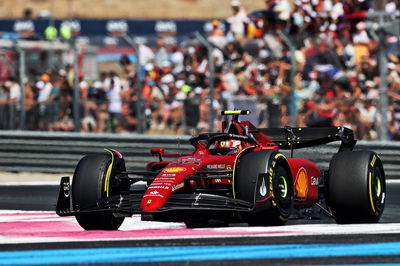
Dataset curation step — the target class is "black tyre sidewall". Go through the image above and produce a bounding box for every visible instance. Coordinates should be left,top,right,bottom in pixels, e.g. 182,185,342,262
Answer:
235,150,272,203
72,154,125,230
235,150,293,225
72,154,110,210
328,151,385,223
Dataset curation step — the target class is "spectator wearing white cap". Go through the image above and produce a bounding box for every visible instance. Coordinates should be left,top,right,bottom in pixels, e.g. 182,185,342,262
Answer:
358,99,378,140
365,80,379,100
330,0,344,20
226,0,250,40
322,0,333,14
104,71,123,132
154,39,168,68
5,78,21,107
353,22,370,44
2,78,21,129
386,0,398,13
353,21,370,66
138,43,154,65
273,0,292,24
170,45,184,74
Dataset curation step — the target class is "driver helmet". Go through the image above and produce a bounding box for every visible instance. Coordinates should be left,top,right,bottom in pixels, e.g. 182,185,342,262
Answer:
218,139,242,149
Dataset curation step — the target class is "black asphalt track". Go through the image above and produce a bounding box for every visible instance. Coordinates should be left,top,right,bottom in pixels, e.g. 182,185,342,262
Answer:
0,182,399,265
0,182,399,219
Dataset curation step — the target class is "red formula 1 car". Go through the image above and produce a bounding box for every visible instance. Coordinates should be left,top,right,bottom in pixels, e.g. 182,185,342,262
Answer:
56,110,386,229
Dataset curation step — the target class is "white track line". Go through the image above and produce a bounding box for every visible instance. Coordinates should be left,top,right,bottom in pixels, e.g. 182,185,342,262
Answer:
0,181,60,186
387,179,400,184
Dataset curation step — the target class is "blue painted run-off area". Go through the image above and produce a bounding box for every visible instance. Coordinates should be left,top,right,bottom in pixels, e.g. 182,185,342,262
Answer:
1,242,400,265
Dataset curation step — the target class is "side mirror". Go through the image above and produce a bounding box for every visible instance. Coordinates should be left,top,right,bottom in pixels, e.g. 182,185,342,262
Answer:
150,148,164,161
150,148,164,155
150,148,164,156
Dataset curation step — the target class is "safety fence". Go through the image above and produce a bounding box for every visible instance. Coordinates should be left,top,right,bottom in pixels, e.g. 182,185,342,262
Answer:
0,95,391,141
0,131,399,179
0,96,279,132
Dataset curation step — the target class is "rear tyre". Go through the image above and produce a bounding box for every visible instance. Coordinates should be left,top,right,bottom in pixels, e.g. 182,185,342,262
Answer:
328,151,385,224
72,154,126,230
235,150,293,226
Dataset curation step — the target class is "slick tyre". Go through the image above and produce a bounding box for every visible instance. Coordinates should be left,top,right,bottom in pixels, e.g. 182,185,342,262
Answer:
72,154,125,230
328,151,385,224
235,150,293,226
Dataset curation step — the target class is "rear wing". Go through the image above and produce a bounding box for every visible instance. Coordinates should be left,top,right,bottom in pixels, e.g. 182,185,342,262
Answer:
250,127,356,152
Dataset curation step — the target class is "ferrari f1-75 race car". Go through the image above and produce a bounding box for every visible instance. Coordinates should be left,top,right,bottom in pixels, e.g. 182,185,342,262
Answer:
56,110,386,229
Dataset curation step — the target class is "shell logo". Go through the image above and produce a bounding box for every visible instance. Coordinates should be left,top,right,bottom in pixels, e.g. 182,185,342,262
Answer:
295,167,308,198
164,167,186,173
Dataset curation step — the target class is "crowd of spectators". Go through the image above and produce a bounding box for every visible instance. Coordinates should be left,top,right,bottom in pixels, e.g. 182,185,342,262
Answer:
0,0,399,140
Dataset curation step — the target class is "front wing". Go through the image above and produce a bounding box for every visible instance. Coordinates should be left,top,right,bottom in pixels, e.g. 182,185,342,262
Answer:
56,177,253,217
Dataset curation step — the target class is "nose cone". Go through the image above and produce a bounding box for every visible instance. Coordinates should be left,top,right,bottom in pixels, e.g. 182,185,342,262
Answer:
141,189,170,212
140,165,197,212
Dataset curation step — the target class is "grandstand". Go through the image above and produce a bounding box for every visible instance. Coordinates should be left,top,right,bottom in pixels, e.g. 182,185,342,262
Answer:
0,0,399,141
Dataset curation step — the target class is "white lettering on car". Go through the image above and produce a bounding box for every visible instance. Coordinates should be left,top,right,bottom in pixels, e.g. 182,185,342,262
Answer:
206,164,226,170
148,186,170,190
172,182,184,191
311,177,319,186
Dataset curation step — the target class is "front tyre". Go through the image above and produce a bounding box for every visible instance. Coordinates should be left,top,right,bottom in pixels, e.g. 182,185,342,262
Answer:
72,154,125,230
328,151,386,224
235,150,293,226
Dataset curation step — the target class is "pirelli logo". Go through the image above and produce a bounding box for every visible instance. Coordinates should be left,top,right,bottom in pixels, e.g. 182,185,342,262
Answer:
370,155,377,167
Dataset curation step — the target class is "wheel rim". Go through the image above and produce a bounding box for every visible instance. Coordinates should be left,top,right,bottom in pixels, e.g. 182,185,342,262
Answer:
279,175,288,198
375,174,382,198
274,165,292,215
370,166,385,214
